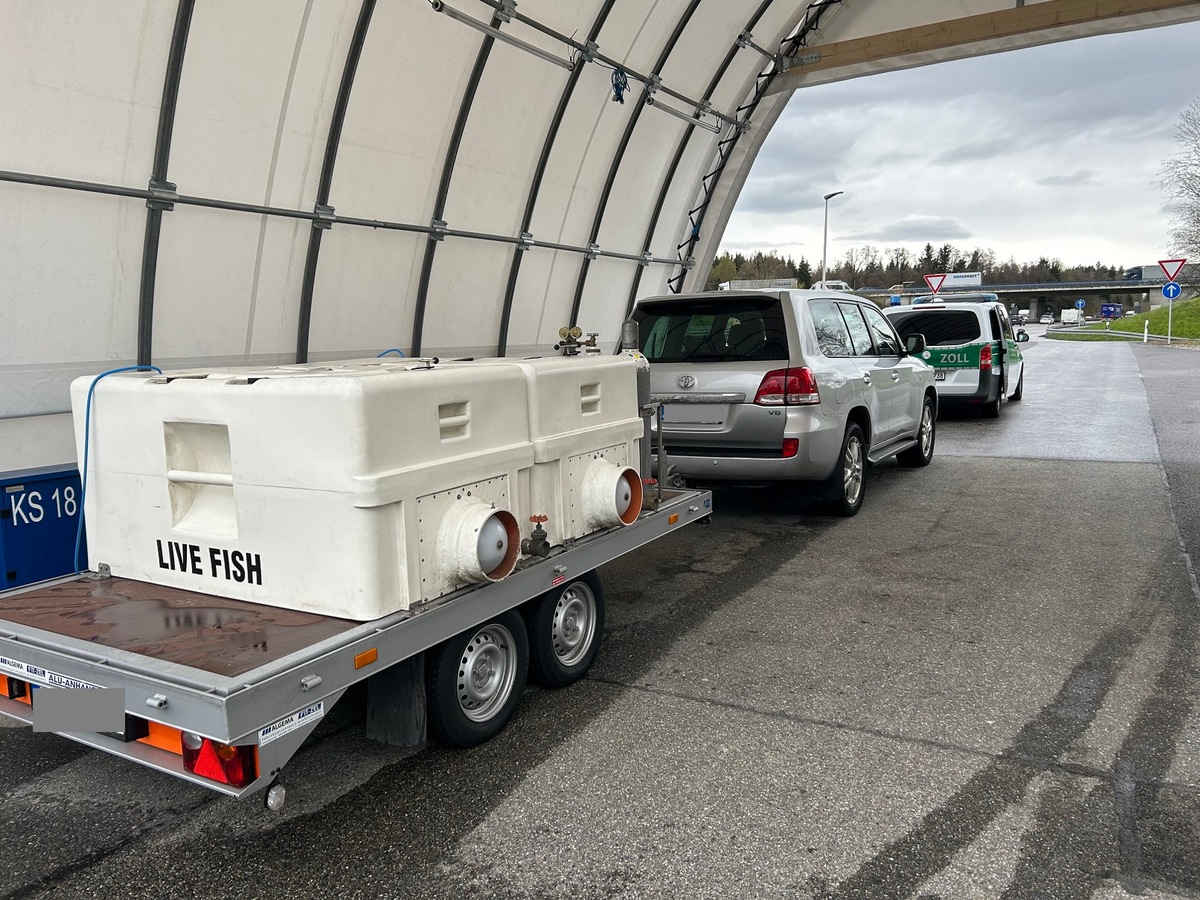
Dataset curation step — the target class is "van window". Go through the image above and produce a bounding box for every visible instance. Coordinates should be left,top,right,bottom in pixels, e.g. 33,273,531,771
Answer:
634,296,787,362
886,310,981,346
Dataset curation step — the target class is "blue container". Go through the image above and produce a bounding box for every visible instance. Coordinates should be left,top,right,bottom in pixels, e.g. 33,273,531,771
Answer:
0,466,86,589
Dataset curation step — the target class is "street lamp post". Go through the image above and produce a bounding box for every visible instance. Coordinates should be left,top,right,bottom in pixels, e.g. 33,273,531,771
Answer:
821,190,843,286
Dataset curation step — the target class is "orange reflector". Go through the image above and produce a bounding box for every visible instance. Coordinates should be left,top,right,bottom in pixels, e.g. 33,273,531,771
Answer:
668,514,679,525
139,720,184,754
2,676,31,706
355,648,379,669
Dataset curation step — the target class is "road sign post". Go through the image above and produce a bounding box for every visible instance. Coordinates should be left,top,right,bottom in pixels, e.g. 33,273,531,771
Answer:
1160,258,1187,346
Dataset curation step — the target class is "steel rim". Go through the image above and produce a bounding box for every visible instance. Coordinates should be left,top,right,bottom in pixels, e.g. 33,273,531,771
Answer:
552,583,597,667
919,405,934,457
843,434,863,506
457,624,517,722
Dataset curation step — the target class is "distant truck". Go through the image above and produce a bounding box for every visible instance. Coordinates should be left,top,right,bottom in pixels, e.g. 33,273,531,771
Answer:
1122,265,1166,281
1060,308,1084,325
1100,303,1123,319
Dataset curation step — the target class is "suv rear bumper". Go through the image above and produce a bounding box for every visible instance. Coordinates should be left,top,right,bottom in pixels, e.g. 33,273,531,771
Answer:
652,407,844,482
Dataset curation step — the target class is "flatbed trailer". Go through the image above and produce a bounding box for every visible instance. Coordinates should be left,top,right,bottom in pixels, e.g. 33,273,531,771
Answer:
0,487,711,805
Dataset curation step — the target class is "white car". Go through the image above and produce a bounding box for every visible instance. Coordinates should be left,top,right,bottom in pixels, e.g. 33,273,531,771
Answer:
1040,314,1054,325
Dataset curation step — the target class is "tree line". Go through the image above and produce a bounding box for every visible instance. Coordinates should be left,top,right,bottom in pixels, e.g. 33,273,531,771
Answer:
705,245,1123,292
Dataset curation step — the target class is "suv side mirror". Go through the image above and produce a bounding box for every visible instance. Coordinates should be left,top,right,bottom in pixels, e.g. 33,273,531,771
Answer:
1016,330,1029,343
905,334,927,355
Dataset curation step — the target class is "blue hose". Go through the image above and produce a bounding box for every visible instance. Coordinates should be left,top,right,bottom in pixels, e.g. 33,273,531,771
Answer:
376,349,405,357
74,365,163,574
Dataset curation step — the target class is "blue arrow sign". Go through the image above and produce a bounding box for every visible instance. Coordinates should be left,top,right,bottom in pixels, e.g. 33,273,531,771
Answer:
1163,282,1182,300
1075,298,1086,309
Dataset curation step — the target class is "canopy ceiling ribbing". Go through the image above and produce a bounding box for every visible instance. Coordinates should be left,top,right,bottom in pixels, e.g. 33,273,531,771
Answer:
4,0,1200,469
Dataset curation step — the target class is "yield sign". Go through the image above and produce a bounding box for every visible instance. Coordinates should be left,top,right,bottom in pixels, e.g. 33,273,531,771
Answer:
924,273,946,294
1159,258,1187,281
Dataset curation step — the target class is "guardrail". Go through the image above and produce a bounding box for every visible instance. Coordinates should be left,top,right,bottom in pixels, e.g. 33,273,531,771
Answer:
1045,325,1200,346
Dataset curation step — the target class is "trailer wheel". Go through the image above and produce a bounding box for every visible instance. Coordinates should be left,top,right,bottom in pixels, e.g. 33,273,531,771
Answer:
528,571,605,688
427,610,528,748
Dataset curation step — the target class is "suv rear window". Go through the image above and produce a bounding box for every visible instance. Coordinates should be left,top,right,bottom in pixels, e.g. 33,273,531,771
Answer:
634,296,787,362
887,310,981,346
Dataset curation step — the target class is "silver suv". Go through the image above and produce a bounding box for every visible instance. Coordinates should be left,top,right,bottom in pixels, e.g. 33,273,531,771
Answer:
631,289,937,515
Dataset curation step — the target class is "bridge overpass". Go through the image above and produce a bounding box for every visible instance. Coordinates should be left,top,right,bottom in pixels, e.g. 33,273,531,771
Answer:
861,276,1191,316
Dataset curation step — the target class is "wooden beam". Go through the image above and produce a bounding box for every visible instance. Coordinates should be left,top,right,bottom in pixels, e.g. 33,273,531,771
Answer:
770,0,1200,92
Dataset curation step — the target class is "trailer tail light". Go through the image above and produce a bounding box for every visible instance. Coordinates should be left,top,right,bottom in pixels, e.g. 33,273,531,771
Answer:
181,732,258,788
755,368,819,406
979,343,993,371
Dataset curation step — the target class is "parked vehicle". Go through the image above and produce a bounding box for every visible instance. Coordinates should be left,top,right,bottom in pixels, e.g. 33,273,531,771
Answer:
811,279,852,292
884,300,1028,419
631,289,938,516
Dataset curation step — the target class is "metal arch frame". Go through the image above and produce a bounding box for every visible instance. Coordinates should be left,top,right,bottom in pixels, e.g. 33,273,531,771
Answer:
567,0,703,330
295,0,377,364
667,0,842,294
136,0,195,368
623,0,777,318
495,0,618,357
409,11,504,358
0,168,683,263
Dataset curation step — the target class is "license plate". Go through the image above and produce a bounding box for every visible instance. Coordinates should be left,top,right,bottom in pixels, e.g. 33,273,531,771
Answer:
934,371,946,381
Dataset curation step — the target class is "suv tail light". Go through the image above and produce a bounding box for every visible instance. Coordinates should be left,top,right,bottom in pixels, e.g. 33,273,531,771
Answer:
754,368,819,406
979,343,993,371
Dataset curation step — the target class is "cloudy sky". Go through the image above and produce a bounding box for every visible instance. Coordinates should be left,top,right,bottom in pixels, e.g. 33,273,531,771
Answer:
721,18,1200,273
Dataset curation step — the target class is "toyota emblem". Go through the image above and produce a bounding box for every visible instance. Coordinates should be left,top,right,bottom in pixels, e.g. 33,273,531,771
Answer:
678,374,696,389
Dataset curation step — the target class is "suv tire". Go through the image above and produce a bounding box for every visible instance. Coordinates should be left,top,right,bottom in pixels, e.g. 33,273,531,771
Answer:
825,422,866,516
898,396,936,467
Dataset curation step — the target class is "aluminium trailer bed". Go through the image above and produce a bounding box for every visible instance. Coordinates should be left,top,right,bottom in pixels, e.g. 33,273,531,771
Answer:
0,487,712,803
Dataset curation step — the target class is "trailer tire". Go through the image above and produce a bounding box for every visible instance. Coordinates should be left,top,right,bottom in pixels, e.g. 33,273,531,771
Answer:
528,571,605,688
426,610,528,748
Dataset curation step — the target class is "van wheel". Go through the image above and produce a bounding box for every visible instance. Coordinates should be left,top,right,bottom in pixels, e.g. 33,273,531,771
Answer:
984,384,1002,418
427,610,528,748
824,423,865,516
528,572,605,688
1010,372,1024,401
898,397,936,467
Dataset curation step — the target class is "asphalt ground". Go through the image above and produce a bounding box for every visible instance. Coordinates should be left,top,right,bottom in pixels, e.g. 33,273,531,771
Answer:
2,332,1198,899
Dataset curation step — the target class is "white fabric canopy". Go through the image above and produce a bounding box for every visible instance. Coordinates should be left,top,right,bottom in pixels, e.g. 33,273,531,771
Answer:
4,0,1199,468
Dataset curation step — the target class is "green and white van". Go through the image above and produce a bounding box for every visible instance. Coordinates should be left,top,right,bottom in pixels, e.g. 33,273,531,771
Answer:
883,299,1028,417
